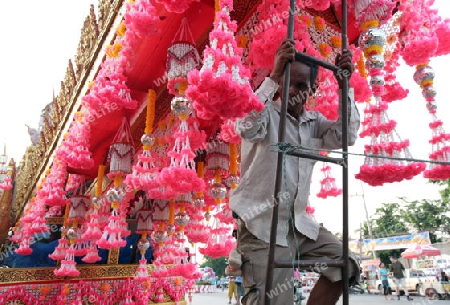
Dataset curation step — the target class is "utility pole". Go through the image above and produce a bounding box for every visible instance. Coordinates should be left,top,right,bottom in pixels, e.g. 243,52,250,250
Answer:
351,182,377,259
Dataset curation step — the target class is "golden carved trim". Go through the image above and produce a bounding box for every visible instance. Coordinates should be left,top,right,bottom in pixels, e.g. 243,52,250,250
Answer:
45,217,64,225
75,4,99,78
14,0,124,216
0,264,156,284
63,60,77,105
107,247,120,264
98,0,115,33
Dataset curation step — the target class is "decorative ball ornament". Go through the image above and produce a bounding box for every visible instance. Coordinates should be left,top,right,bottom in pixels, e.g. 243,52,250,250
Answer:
91,196,101,209
141,134,155,146
209,182,227,199
171,96,191,117
426,101,438,111
204,212,212,221
413,66,435,85
366,54,385,70
174,212,190,226
66,228,78,240
359,27,386,49
153,230,167,243
193,197,205,207
174,231,185,240
423,87,437,99
167,224,176,233
224,174,240,188
137,238,150,251
370,75,385,86
106,187,125,202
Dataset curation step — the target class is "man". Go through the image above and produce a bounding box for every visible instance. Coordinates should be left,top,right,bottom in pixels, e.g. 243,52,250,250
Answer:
229,39,361,305
389,256,413,301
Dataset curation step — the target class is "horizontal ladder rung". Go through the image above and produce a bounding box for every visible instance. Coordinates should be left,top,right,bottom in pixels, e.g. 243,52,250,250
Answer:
286,151,345,165
274,259,346,268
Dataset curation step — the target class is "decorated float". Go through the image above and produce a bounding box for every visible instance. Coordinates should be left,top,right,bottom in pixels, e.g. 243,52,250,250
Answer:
1,0,450,304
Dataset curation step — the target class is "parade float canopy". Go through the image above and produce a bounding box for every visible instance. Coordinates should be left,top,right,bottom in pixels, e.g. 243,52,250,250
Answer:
72,0,364,179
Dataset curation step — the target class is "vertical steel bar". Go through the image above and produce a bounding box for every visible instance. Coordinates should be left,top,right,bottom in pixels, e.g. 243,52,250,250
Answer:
263,0,296,303
341,0,350,304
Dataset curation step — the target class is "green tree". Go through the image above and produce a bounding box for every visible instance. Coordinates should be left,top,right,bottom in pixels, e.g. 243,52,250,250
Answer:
400,198,450,243
431,179,450,204
200,256,228,278
360,202,409,261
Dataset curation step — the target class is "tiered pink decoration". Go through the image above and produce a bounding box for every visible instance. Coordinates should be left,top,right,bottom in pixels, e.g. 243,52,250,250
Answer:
14,210,33,256
124,0,160,38
49,237,69,261
54,227,80,277
58,112,94,170
396,1,450,180
398,0,439,67
166,17,202,95
98,119,133,249
185,206,209,244
82,24,137,114
199,224,235,258
125,90,161,196
39,158,68,207
414,65,450,180
0,177,11,190
355,21,425,186
82,196,103,242
316,162,342,199
97,185,129,249
158,96,205,195
134,236,151,283
155,0,200,14
186,0,263,121
27,197,50,237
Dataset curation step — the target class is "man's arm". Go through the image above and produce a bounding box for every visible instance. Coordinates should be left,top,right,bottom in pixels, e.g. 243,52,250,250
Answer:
235,77,277,142
315,88,360,149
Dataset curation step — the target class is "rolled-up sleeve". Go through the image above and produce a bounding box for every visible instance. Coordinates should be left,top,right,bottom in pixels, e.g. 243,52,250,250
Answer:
235,78,279,142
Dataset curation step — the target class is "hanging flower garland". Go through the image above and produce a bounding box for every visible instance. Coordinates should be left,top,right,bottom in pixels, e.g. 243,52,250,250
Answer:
54,227,80,277
155,0,200,14
125,90,161,192
198,224,235,258
158,86,205,195
124,0,160,38
355,18,425,186
58,112,94,170
98,119,134,249
82,19,137,115
316,160,342,199
398,0,439,67
186,0,263,121
413,64,450,180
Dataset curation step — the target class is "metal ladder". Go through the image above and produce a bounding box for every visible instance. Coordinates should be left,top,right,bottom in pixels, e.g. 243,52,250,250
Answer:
263,1,351,304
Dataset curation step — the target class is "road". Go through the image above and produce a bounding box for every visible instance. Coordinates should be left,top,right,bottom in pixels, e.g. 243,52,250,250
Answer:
186,290,447,305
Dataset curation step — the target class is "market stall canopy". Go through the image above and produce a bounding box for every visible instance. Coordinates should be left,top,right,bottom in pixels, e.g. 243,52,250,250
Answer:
401,243,442,259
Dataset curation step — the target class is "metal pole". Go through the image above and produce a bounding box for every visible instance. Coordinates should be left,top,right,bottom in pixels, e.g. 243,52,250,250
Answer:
341,0,350,304
264,0,296,303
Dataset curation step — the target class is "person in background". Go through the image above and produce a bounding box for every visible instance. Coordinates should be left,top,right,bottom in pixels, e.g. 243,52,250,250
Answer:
389,256,413,301
220,276,226,291
235,275,245,304
440,271,449,282
228,276,239,305
379,262,394,300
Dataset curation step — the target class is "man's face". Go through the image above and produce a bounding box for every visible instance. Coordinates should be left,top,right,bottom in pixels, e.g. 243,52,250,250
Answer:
278,61,312,114
390,257,396,263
